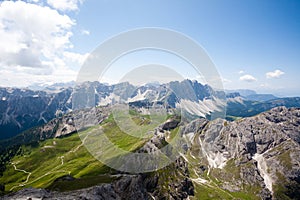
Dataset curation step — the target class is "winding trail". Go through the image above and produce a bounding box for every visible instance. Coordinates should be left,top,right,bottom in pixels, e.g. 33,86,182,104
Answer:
69,133,90,153
9,132,91,191
26,170,71,186
9,162,32,191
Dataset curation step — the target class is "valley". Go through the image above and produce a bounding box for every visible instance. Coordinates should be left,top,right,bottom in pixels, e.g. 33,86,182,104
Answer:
0,105,299,199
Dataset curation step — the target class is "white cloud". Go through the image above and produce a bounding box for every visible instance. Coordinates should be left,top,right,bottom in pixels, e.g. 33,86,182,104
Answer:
238,70,245,74
47,0,84,12
63,51,89,66
0,1,74,66
81,29,90,35
0,1,86,87
0,67,77,88
266,69,285,79
239,74,257,82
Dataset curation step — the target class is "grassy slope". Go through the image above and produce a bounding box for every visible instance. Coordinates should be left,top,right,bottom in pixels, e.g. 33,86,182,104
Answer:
1,130,105,192
0,112,152,193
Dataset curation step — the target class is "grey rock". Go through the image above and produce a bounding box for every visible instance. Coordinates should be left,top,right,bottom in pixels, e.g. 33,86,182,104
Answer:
160,118,180,130
188,106,300,199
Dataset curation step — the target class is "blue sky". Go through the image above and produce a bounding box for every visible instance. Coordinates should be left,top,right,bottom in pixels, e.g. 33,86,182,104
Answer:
0,0,299,96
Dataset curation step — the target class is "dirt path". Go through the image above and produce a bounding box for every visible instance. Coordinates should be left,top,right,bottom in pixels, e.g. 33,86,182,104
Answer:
9,162,32,191
9,132,91,191
69,133,90,153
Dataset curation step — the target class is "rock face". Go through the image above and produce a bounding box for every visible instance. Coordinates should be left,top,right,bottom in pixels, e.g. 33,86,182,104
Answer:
183,106,300,199
3,175,150,200
0,87,73,139
160,118,180,130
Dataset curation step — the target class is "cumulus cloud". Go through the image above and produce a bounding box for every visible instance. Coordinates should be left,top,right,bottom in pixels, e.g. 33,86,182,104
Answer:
239,74,257,82
63,51,89,66
0,1,86,87
238,70,245,74
0,1,74,67
266,69,285,79
0,67,77,87
47,0,84,12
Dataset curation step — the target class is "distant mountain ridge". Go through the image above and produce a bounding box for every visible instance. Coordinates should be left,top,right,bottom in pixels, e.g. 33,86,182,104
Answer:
226,89,278,102
0,80,299,140
0,80,225,139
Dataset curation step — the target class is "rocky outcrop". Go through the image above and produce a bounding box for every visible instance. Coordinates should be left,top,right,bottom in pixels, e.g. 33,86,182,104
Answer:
160,118,180,130
184,106,300,199
4,172,193,200
3,175,150,200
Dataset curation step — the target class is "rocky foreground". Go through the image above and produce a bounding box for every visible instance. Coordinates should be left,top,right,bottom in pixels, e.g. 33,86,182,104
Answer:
2,106,300,200
184,106,300,199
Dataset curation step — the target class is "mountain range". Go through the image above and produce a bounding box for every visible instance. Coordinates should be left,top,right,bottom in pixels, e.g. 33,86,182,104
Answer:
1,80,300,140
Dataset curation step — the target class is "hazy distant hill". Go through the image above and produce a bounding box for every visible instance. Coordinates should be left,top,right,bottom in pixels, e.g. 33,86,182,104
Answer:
226,89,278,102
